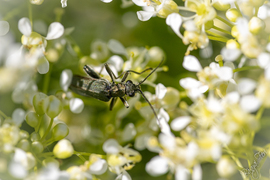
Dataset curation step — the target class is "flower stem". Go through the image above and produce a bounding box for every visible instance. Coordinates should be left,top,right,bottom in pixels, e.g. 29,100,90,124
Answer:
41,117,54,142
212,26,232,35
256,106,264,120
28,1,33,29
74,151,87,162
0,110,8,119
233,66,261,73
208,36,228,42
42,63,53,94
234,2,241,13
216,15,234,28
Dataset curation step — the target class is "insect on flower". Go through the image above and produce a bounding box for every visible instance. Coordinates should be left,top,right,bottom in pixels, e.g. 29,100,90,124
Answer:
69,60,164,121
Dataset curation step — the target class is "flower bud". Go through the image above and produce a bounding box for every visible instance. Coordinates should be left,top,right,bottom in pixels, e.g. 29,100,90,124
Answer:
162,87,180,109
20,130,29,139
231,26,239,38
249,17,265,34
17,139,31,151
52,123,69,141
30,132,40,141
157,0,178,18
226,39,240,49
43,95,63,118
42,158,59,167
226,8,242,23
148,46,164,66
213,1,230,11
31,141,44,153
53,139,74,159
216,156,237,178
25,112,40,128
33,93,47,115
30,0,44,5
205,20,214,30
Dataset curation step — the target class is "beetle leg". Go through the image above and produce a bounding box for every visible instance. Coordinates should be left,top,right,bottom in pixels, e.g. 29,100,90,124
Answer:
120,68,153,82
109,97,117,111
120,97,129,108
105,63,117,83
83,65,101,79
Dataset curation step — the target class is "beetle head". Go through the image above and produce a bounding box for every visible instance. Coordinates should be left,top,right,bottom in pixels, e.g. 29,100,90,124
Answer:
126,80,139,97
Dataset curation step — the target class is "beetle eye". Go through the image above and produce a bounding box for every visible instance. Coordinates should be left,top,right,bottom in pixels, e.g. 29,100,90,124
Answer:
129,91,135,97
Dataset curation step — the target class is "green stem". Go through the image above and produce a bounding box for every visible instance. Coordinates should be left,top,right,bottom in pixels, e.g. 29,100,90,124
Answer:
234,2,241,13
206,30,227,38
218,60,223,67
212,26,232,35
28,1,33,29
233,66,261,73
41,117,54,141
74,152,87,162
256,106,264,120
254,7,259,17
216,15,234,28
208,36,228,42
0,110,8,119
2,5,25,21
74,151,92,156
42,63,52,94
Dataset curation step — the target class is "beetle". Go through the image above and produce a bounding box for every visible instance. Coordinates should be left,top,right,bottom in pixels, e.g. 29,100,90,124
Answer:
69,60,163,121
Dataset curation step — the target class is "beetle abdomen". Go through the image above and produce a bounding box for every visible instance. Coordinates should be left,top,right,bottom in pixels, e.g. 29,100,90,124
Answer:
69,75,111,102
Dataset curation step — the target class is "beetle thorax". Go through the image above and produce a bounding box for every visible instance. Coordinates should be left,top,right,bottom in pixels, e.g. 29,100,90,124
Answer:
109,83,126,97
125,80,137,97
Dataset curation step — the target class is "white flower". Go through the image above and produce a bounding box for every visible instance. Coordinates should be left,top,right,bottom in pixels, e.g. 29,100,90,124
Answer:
12,108,25,126
0,21,10,36
122,123,137,142
179,77,208,99
166,13,183,38
53,139,74,159
61,0,68,7
88,156,107,175
240,95,261,113
237,78,257,95
107,39,128,57
116,171,132,180
69,98,84,114
183,55,202,72
155,83,167,99
171,116,191,131
146,156,169,176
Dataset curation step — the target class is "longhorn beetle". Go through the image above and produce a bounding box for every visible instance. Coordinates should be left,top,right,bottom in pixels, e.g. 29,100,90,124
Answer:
69,60,163,122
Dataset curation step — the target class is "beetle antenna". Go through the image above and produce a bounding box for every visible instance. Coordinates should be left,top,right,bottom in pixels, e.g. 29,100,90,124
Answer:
138,58,164,86
136,89,161,126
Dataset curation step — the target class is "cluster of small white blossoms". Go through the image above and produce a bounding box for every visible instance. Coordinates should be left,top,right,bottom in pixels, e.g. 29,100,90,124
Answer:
96,0,270,179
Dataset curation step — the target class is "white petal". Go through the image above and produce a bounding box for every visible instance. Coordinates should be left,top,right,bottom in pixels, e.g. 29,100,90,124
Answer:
187,142,199,161
0,21,10,36
107,39,127,56
89,158,107,175
134,134,151,150
171,116,191,131
61,0,68,7
240,95,261,113
258,52,270,69
221,47,241,61
192,164,202,180
18,18,32,36
122,123,137,142
258,5,268,19
12,108,25,126
60,69,73,91
236,18,249,37
146,156,169,176
137,10,155,21
183,55,202,72
116,171,132,180
37,57,49,74
179,77,201,89
159,133,175,151
9,161,27,179
46,22,64,40
237,78,257,95
166,13,183,38
158,109,172,136
102,139,120,154
224,91,240,104
69,98,84,114
207,97,223,112
216,67,233,81
175,165,189,180
107,55,124,72
132,0,148,6
101,0,112,3
155,83,167,99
